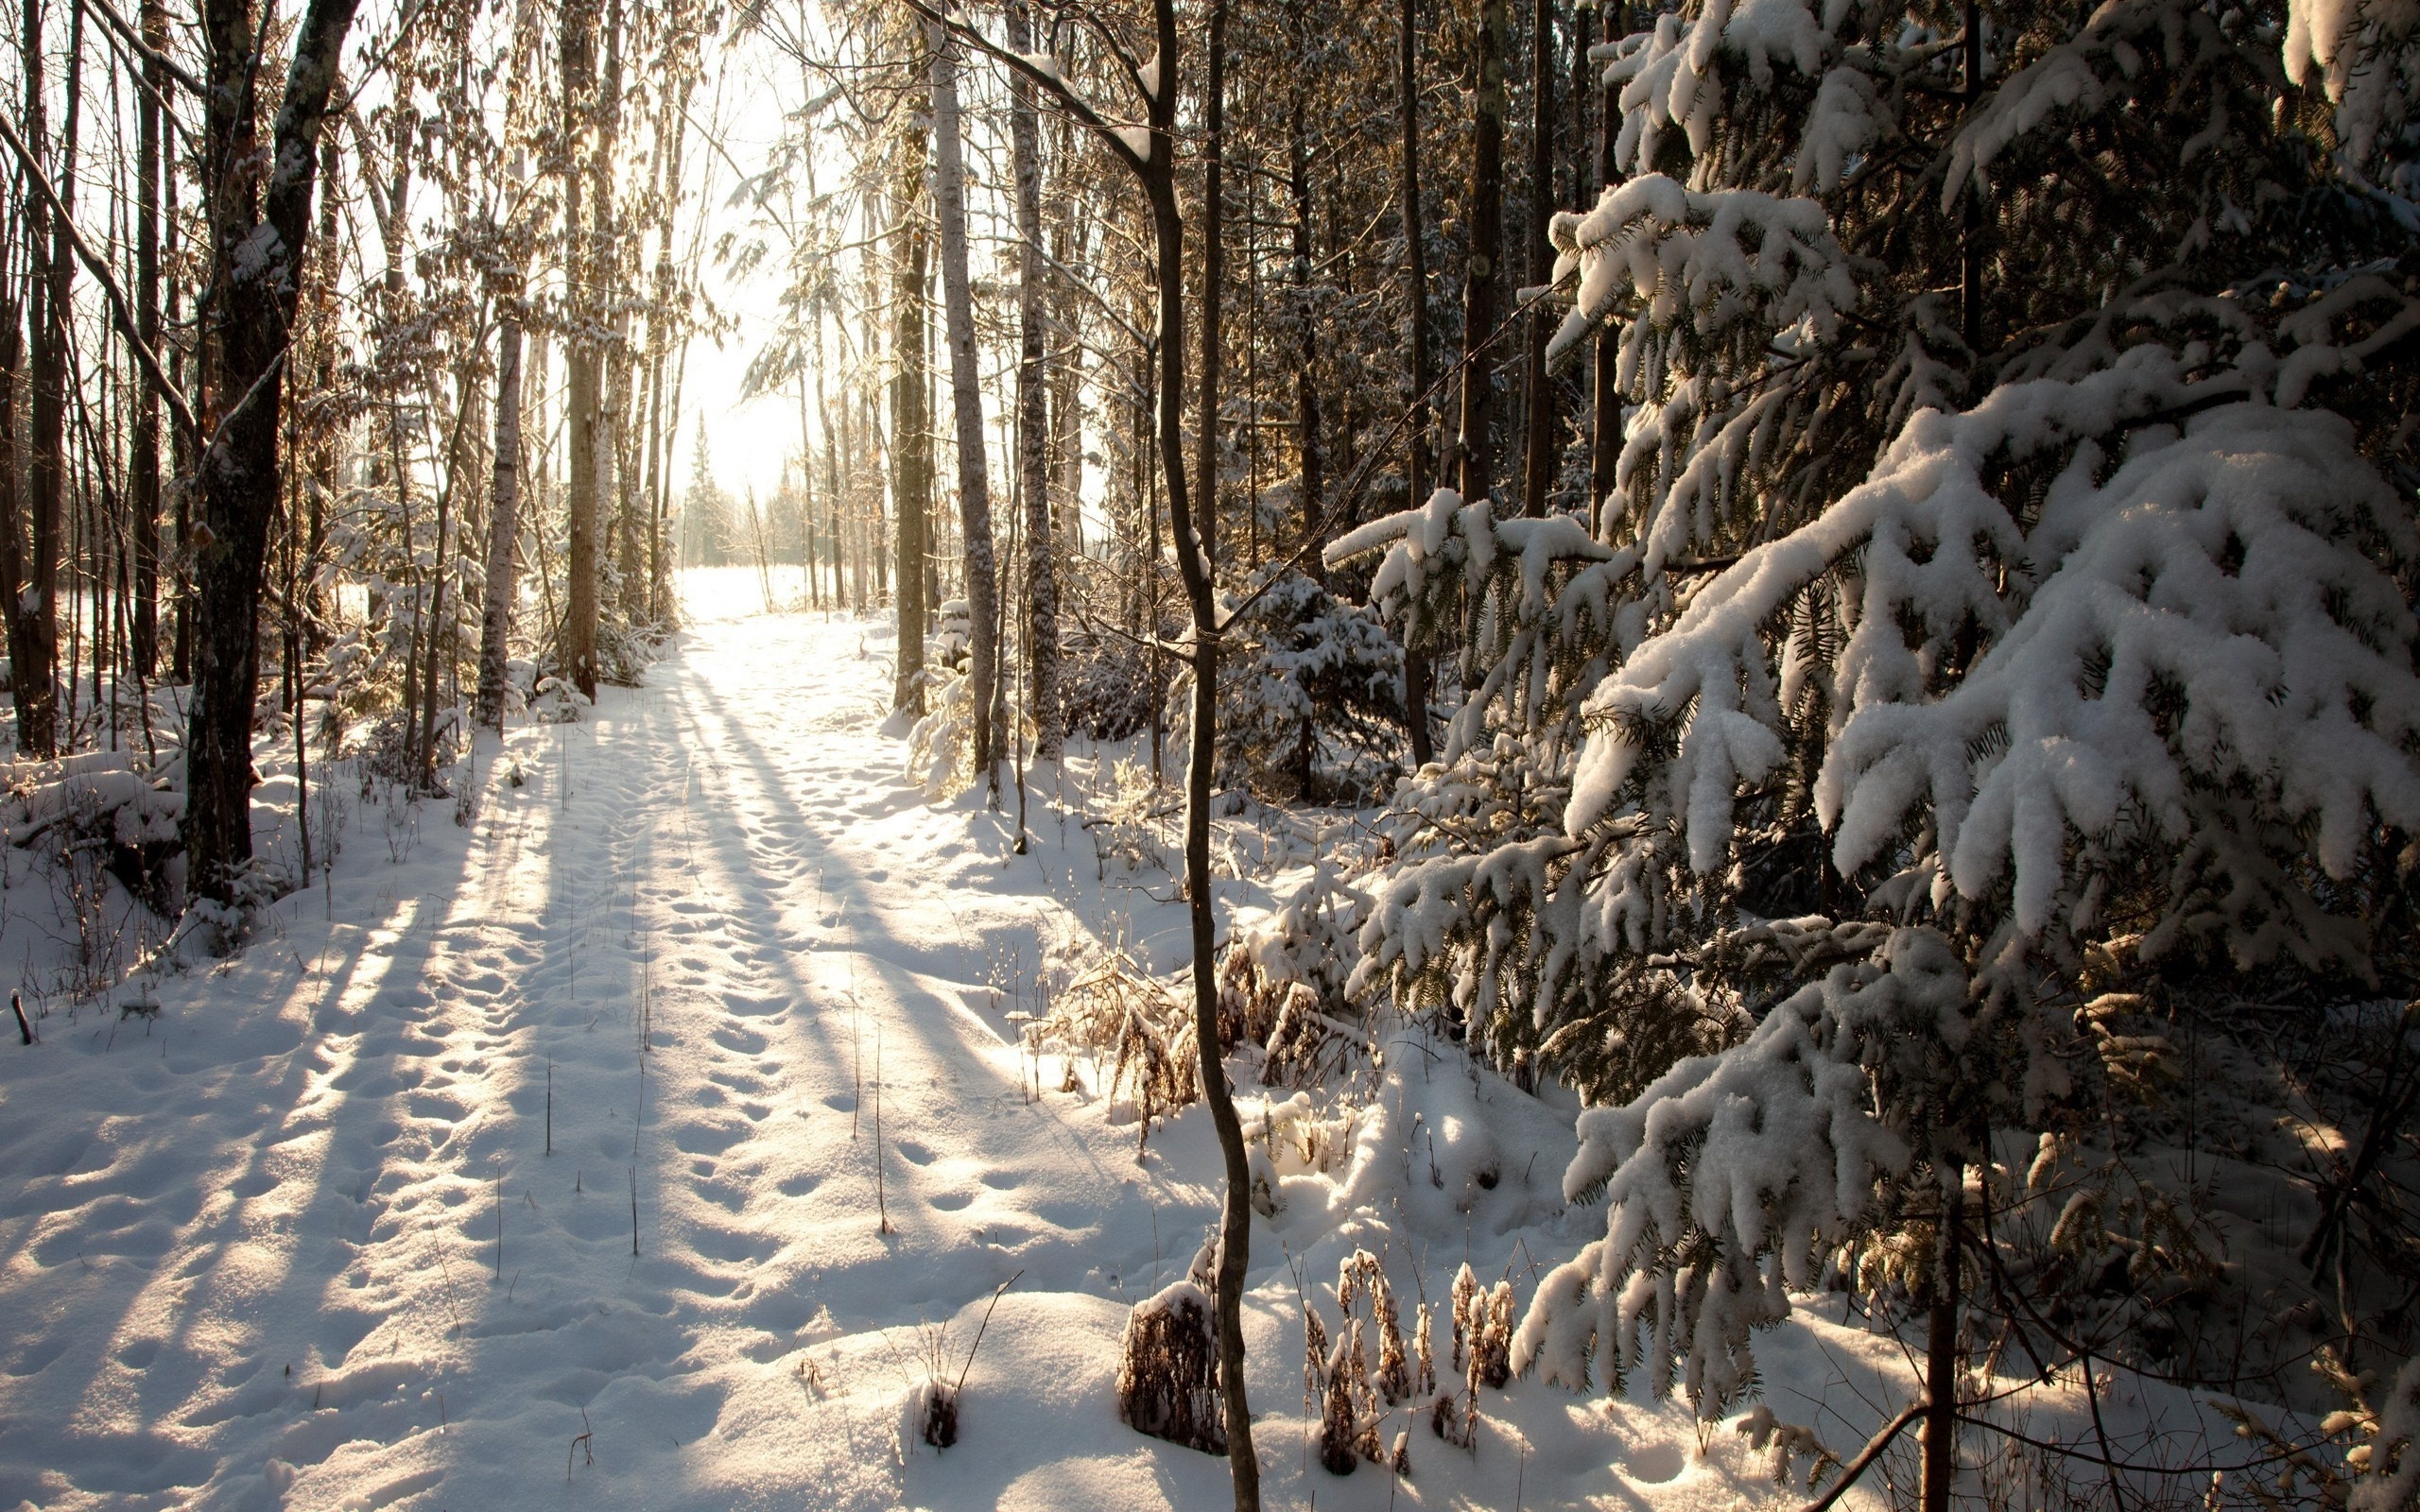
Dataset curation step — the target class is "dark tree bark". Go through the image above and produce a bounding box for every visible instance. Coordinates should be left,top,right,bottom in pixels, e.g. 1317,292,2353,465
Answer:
1400,0,1435,767
1923,1174,1962,1512
1288,60,1320,576
1199,0,1228,571
1458,0,1508,504
1590,0,1622,536
187,0,362,906
16,0,75,759
1519,0,1556,518
130,0,165,679
0,295,21,721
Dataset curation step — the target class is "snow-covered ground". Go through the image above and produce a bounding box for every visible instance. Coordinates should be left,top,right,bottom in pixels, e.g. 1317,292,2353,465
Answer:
0,574,2243,1510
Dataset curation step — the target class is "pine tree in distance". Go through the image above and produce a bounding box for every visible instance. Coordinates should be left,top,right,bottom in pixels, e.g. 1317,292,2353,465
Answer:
1331,0,2420,1496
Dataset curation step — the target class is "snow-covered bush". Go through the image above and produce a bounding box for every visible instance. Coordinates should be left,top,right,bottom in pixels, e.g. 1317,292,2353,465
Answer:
1118,1273,1227,1454
904,666,980,799
1201,567,1404,801
1217,865,1369,1083
1326,0,2420,1451
1058,622,1159,741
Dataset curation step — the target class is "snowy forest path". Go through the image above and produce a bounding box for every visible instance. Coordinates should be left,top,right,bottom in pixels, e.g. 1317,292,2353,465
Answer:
0,577,1241,1512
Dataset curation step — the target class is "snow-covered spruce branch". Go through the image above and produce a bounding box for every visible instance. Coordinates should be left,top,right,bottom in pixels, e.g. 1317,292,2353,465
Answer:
1512,927,1979,1418
1569,361,2420,971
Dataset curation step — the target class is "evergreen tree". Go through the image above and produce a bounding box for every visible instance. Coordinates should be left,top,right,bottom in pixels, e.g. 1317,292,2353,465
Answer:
1332,0,2420,1483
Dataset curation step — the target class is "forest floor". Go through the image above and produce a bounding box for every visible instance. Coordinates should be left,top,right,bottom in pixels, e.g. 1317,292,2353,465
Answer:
0,574,2239,1511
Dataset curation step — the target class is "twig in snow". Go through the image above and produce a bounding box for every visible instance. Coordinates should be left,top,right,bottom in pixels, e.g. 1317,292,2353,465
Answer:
1799,1400,1927,1512
569,1407,594,1478
875,1025,891,1234
956,1270,1025,1395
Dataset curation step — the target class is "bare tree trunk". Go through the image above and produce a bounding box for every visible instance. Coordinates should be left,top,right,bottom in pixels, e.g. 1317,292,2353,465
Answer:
642,88,678,624
188,0,360,906
0,297,23,723
1287,62,1320,576
476,299,525,732
1199,0,1229,577
1400,0,1435,767
1519,0,1556,518
604,0,639,631
17,0,77,759
1148,82,1266,1512
1923,1172,1962,1512
1006,0,1060,761
927,5,1001,793
130,0,164,679
562,0,599,698
890,76,931,716
1048,180,1086,560
1590,0,1621,537
1458,0,1508,504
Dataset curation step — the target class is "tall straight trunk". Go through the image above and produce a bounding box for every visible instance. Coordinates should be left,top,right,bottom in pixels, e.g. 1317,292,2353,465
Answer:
1923,1172,1962,1512
929,11,999,789
1960,0,1984,357
1198,0,1229,576
1590,0,1622,537
1400,0,1435,767
476,301,525,731
641,93,684,627
189,0,359,906
890,83,932,715
600,0,636,631
561,1,599,697
814,301,848,612
1047,183,1085,559
1006,0,1060,760
1287,77,1320,576
413,370,467,784
655,335,688,622
1519,0,1556,518
640,340,666,617
0,300,22,724
130,0,164,679
1458,0,1508,503
17,0,76,758
168,138,193,686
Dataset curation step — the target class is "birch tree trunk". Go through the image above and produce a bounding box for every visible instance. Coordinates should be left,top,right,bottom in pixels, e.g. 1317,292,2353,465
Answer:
927,7,1000,789
890,82,931,716
1006,0,1060,760
562,1,599,698
600,0,635,637
476,300,525,732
